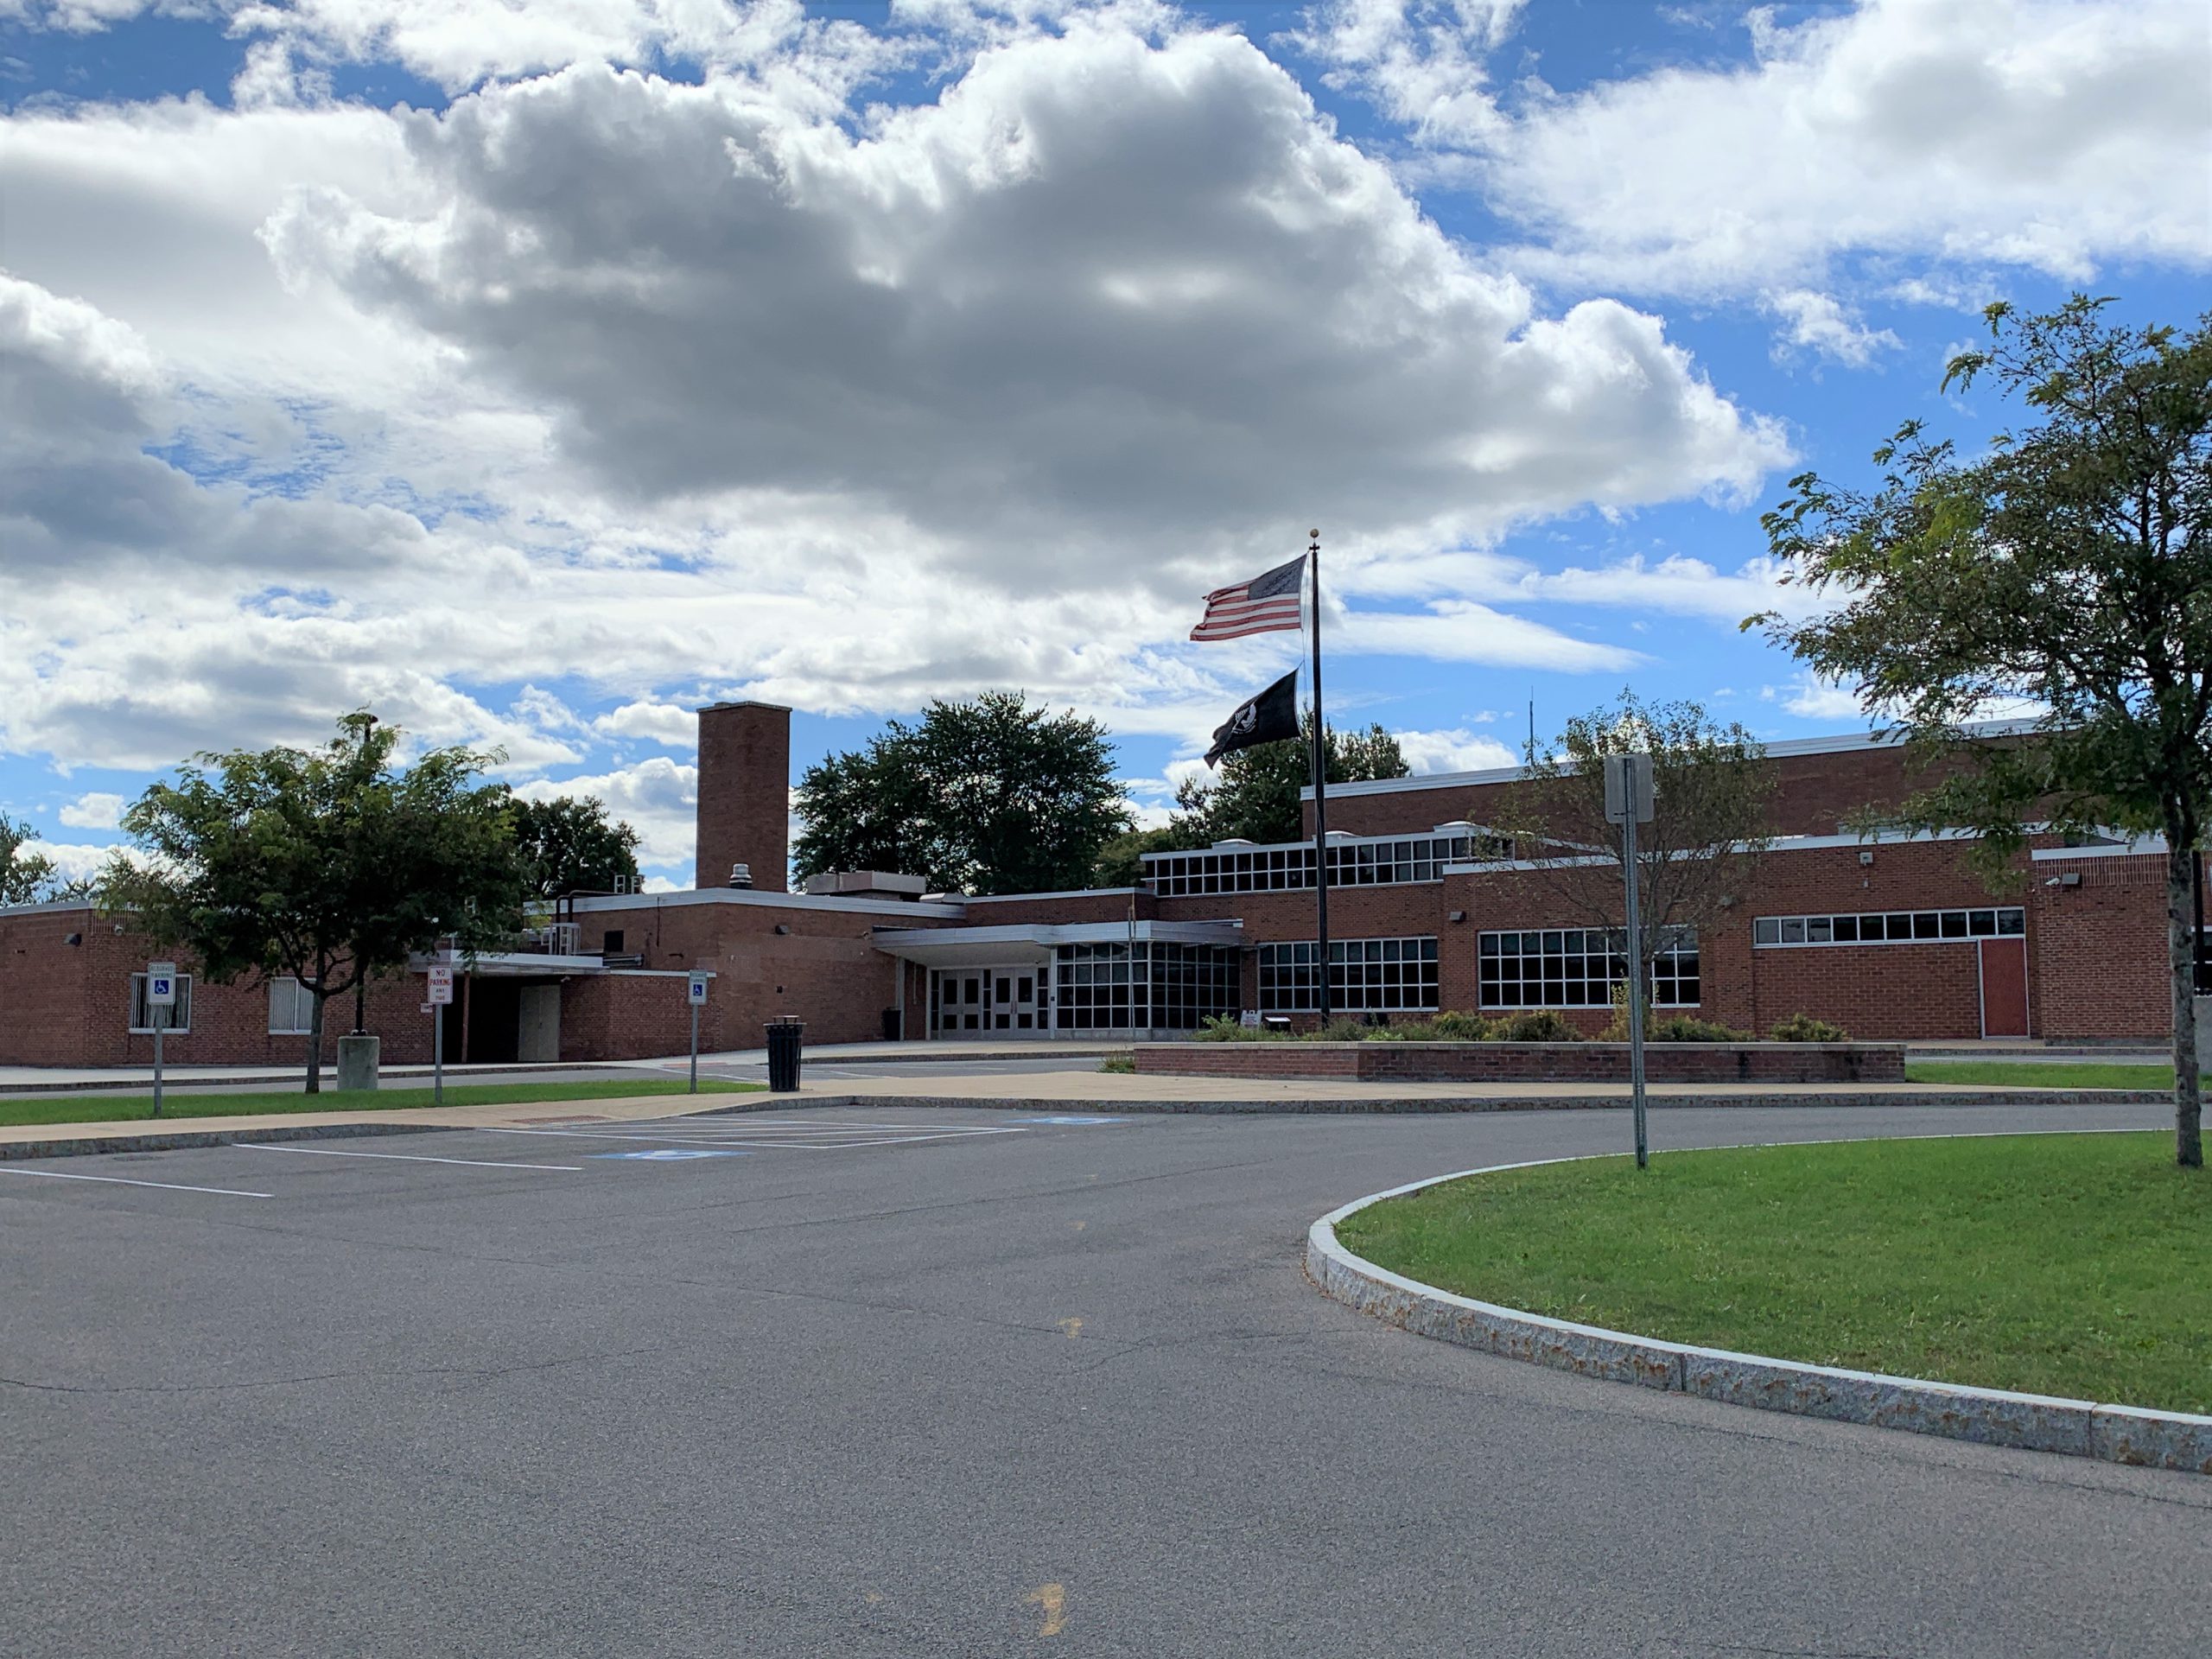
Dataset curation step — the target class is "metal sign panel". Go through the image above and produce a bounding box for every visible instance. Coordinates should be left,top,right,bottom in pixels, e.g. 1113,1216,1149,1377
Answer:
1602,754,1656,825
146,963,177,1007
688,973,710,1005
427,964,454,1006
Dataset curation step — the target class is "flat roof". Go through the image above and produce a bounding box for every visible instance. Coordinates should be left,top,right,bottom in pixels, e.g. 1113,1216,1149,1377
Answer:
572,887,969,920
1301,717,2045,802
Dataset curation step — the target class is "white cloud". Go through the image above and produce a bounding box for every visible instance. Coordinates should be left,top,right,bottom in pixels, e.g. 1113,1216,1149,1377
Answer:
1392,726,1517,773
57,791,125,829
1448,0,2212,297
1286,0,1523,144
514,756,699,870
593,700,702,748
1763,673,1868,722
3,20,1787,779
1764,289,1902,369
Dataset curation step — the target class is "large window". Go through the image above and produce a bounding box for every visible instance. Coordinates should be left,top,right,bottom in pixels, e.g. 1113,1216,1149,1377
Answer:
268,976,316,1035
128,972,193,1034
1257,937,1441,1014
1478,928,1700,1009
1145,832,1504,898
1753,907,2024,947
1052,943,1240,1031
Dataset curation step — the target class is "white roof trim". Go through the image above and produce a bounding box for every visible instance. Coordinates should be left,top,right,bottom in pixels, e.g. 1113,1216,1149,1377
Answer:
571,887,968,919
1304,718,2046,802
0,898,100,918
962,887,1142,903
2031,837,2171,861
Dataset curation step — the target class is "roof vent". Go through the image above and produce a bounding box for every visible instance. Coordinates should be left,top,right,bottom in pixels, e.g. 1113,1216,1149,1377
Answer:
729,863,753,888
1211,837,1256,849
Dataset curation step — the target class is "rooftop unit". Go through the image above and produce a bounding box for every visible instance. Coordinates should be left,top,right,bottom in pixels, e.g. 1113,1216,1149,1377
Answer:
802,870,930,901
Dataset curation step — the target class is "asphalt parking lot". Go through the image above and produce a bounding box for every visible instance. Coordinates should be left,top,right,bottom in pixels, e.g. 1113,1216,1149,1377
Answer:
3,1099,2205,1657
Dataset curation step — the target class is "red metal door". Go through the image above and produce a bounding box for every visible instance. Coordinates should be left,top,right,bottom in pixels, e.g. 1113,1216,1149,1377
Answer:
1979,938,2030,1038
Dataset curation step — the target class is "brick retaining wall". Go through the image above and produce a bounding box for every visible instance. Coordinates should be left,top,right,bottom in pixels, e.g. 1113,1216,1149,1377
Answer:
1135,1041,1907,1084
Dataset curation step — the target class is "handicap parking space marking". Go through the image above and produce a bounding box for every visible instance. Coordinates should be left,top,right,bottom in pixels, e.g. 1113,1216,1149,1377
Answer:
589,1148,753,1161
1008,1116,1126,1126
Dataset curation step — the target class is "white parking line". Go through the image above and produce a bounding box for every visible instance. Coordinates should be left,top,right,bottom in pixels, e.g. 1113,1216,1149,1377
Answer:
229,1143,583,1172
472,1123,1030,1153
0,1166,272,1198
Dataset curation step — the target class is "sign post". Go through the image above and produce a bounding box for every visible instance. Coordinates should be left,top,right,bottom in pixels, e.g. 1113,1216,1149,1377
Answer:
687,973,710,1094
145,962,177,1119
426,959,454,1106
1603,756,1656,1170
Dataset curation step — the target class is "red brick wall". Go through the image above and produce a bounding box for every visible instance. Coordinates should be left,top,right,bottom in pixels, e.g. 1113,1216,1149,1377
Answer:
1136,1042,1905,1083
0,906,443,1067
571,895,919,1051
2029,852,2184,1041
959,891,1158,925
695,701,791,893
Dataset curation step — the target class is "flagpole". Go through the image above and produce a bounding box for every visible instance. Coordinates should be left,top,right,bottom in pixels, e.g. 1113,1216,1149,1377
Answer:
1307,528,1331,1025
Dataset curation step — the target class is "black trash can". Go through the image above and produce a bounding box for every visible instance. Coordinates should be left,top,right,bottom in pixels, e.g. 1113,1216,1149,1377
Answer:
765,1017,805,1093
881,1007,902,1043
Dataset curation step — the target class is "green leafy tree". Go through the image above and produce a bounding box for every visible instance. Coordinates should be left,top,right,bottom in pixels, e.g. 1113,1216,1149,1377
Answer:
1172,716,1408,847
1754,296,2210,1166
1090,824,1195,888
1489,692,1776,1014
512,794,643,897
2,815,65,905
792,692,1131,896
103,712,528,1093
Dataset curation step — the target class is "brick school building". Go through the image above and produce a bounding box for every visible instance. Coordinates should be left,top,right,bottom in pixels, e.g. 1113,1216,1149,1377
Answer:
2,702,2198,1067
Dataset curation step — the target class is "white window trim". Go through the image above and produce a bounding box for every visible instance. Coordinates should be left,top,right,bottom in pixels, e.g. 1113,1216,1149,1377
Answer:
1753,907,2025,948
268,976,317,1036
129,972,193,1035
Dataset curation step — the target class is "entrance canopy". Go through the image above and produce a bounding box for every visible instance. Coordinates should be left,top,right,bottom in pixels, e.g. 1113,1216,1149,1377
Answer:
871,919,1243,967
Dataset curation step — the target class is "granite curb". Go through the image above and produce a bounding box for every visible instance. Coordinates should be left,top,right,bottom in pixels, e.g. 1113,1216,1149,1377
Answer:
1306,1154,2212,1477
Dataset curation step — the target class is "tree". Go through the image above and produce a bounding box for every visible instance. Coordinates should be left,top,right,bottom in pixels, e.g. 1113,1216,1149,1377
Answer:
1487,692,1776,1013
103,712,527,1093
792,692,1131,896
1754,296,2210,1166
1090,824,1194,888
512,794,643,898
2,815,61,905
1173,716,1408,847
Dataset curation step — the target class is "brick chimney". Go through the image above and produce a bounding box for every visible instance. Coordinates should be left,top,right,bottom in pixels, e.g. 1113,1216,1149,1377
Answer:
695,702,791,892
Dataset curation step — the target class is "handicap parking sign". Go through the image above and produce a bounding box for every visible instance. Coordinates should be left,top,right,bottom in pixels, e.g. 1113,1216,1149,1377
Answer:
590,1148,752,1161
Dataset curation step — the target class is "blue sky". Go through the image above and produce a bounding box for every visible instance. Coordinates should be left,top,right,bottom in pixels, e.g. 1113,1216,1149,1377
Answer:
4,0,2207,887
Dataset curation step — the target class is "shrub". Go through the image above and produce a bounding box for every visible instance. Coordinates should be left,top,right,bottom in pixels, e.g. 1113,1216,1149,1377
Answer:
1096,1054,1135,1074
1304,1015,1375,1043
1497,1009,1584,1043
1647,1014,1751,1042
1191,1014,1290,1042
1770,1012,1851,1042
1431,1009,1497,1042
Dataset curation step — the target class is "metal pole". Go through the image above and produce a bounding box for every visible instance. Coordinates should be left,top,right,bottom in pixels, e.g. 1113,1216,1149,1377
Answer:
152,1006,164,1120
1624,810,1648,1169
433,995,444,1106
690,1001,700,1094
1308,529,1331,1025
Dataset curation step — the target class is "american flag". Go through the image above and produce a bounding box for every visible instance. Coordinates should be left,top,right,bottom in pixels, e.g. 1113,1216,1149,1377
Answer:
1188,554,1306,642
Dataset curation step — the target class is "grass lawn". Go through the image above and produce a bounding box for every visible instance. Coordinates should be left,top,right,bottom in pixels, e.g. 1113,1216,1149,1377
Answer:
0,1077,763,1129
1905,1060,2173,1089
1338,1132,2212,1414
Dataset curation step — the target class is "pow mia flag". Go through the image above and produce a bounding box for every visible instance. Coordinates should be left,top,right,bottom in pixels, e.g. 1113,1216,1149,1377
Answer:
1204,670,1300,768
